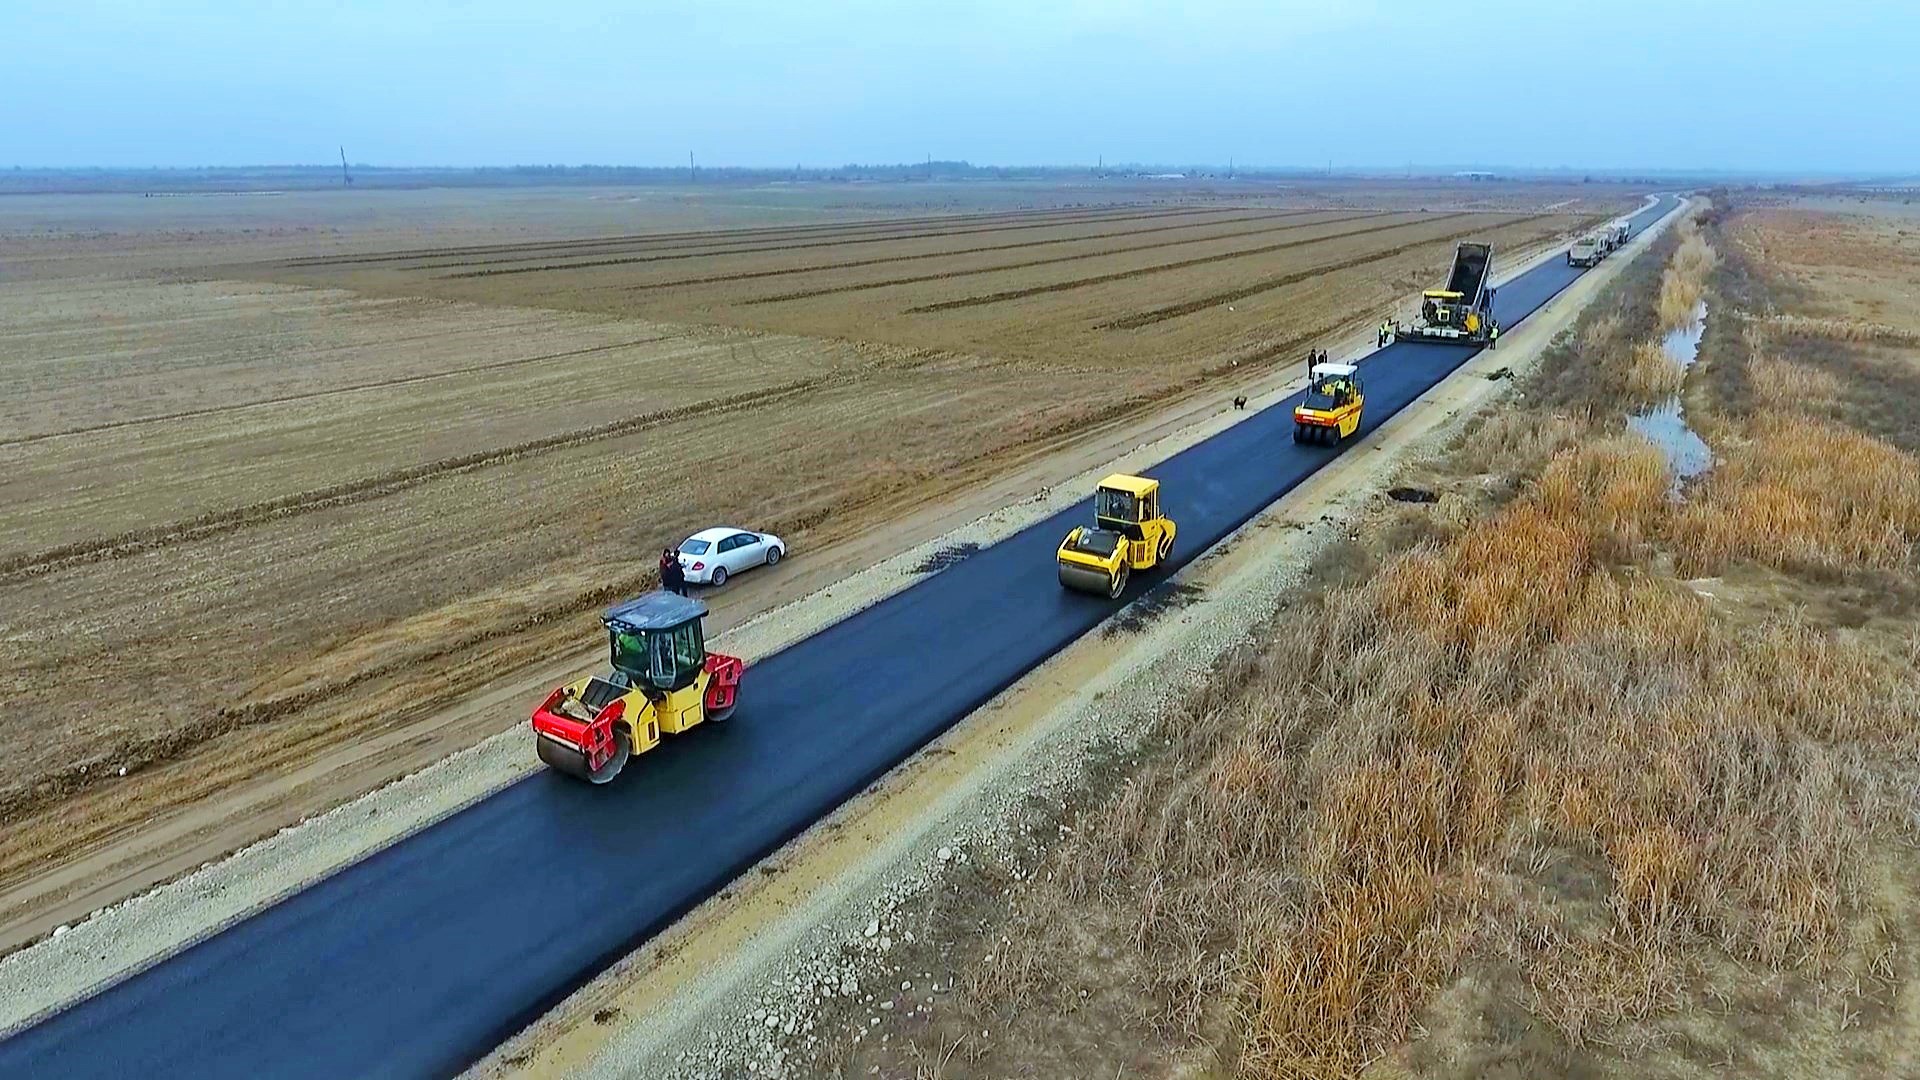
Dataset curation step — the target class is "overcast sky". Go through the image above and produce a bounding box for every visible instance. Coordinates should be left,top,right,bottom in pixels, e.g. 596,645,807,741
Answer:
2,0,1907,173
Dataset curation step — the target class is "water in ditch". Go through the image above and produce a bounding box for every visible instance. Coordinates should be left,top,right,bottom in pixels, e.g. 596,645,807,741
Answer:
1627,300,1712,494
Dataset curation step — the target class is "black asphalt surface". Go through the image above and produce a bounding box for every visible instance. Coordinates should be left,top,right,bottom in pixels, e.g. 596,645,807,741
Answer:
0,198,1676,1079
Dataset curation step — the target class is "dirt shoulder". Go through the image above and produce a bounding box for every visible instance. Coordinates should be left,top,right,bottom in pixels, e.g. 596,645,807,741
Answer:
468,198,1679,1079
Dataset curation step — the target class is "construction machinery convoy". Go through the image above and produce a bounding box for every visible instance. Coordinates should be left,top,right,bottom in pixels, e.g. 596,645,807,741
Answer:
532,592,743,783
530,223,1610,782
1293,362,1365,444
1569,220,1631,267
535,476,1184,779
1395,241,1498,346
1057,473,1177,598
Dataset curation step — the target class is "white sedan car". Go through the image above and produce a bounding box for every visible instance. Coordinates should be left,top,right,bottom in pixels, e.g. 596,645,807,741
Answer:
677,527,786,586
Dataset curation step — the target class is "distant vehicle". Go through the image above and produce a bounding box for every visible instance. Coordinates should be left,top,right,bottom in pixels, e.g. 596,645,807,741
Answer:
1569,222,1632,268
677,527,785,586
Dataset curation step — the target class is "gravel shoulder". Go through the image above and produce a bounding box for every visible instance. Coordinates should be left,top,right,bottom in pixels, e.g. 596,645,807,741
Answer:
468,198,1680,1079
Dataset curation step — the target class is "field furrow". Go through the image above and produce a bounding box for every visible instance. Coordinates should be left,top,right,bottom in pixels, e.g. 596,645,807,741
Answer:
429,205,1263,278
278,200,1184,268
904,212,1477,312
742,211,1384,304
1103,211,1562,328
616,209,1322,294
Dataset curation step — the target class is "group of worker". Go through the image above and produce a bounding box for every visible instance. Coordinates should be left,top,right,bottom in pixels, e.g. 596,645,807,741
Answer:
657,549,688,595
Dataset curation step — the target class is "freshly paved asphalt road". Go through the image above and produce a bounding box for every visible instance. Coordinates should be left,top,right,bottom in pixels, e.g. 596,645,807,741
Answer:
0,198,1677,1079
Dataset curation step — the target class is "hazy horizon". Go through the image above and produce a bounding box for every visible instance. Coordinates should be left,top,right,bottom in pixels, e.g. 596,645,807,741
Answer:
4,0,1907,174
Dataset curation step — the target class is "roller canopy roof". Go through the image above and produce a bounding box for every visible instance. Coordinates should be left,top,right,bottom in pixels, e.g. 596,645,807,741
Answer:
603,591,707,632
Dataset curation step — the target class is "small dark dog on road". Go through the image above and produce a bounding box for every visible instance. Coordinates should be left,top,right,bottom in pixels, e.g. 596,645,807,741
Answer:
1232,395,1248,410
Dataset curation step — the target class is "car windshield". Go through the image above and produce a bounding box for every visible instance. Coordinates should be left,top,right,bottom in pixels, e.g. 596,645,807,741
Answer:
679,538,710,555
1094,487,1138,522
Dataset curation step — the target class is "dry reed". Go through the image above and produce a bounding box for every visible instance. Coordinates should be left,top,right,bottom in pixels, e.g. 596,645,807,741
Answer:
1738,311,1920,348
1657,224,1719,330
962,432,1918,1079
1673,413,1920,576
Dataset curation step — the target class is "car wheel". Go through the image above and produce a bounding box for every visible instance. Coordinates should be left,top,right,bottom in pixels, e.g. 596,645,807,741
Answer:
765,546,782,567
711,566,728,587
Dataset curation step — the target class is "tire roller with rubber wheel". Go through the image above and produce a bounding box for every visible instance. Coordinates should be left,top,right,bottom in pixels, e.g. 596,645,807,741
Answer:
530,592,743,784
1292,361,1365,445
1056,473,1177,599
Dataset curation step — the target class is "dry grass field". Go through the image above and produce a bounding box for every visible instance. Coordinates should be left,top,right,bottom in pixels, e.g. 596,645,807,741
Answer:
0,178,1626,920
820,198,1920,1080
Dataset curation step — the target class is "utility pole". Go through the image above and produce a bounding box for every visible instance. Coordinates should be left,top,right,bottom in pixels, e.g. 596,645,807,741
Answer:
339,146,352,186
689,151,695,184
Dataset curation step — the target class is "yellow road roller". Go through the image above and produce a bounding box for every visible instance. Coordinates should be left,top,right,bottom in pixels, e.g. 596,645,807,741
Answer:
1293,362,1364,444
1056,473,1177,598
530,592,743,784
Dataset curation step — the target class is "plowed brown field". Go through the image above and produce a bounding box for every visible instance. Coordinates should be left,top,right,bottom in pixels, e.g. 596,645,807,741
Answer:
0,180,1633,923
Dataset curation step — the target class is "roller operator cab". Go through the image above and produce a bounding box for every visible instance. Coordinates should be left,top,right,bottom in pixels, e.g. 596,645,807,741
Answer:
530,592,744,784
1056,473,1177,598
1293,362,1364,444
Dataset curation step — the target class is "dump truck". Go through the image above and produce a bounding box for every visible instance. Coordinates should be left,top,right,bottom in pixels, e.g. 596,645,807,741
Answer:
530,592,744,784
1057,473,1176,598
1293,362,1365,444
1569,220,1632,267
1395,242,1498,345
